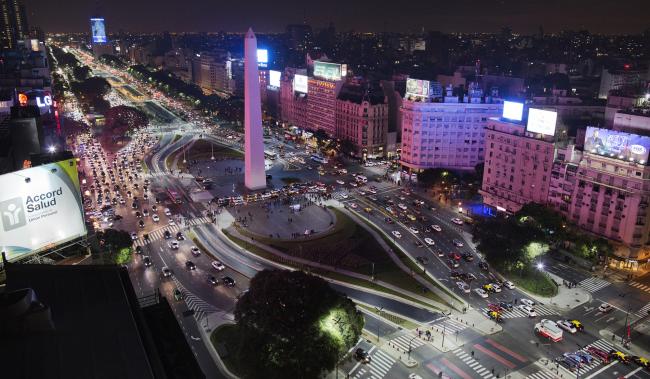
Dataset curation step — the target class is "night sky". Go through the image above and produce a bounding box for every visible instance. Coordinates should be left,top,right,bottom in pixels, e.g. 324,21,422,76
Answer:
27,0,650,34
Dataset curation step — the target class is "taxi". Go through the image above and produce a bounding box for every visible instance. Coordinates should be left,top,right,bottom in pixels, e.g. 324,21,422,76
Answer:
610,350,630,364
570,319,584,331
482,283,495,293
632,356,650,368
487,310,503,323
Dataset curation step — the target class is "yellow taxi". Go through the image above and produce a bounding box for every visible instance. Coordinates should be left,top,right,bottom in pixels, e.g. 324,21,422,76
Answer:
633,356,650,368
406,214,416,221
569,319,584,331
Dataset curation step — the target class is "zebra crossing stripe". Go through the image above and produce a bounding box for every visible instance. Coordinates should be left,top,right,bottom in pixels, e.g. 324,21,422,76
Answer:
579,277,610,293
451,348,492,379
526,370,556,379
367,349,395,378
388,334,426,352
631,282,650,292
635,302,650,317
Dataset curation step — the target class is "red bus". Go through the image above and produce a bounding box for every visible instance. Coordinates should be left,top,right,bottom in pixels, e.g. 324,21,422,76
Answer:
168,189,182,204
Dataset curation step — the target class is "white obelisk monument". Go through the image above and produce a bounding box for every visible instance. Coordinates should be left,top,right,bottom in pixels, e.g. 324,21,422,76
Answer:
243,27,266,190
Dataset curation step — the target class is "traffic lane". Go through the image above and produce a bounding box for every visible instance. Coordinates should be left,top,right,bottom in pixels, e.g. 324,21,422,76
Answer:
543,260,590,284
361,310,399,340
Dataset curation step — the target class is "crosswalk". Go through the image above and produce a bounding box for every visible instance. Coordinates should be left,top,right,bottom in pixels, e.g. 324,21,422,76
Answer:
556,339,616,377
451,348,494,379
351,348,396,379
578,277,611,293
332,190,350,200
526,370,558,379
432,318,469,335
480,304,557,319
172,277,217,320
630,281,650,294
388,334,427,352
636,302,650,317
135,217,211,245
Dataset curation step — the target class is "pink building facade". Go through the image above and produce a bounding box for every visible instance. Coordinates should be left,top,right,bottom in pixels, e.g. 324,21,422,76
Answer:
480,118,555,213
306,77,343,136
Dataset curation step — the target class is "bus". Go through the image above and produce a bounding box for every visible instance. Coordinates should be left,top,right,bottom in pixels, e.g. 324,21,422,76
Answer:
310,154,328,164
264,150,278,160
167,189,183,204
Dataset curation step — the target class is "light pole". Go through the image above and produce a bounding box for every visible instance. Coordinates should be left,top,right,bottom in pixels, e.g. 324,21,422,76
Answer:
407,336,418,361
375,307,384,341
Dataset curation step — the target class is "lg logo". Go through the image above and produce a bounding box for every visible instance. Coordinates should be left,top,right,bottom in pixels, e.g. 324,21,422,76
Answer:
36,95,52,108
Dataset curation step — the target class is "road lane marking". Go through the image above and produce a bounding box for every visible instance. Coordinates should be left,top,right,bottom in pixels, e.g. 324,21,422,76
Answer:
473,343,516,369
485,339,528,362
583,361,617,379
625,367,643,378
440,357,474,379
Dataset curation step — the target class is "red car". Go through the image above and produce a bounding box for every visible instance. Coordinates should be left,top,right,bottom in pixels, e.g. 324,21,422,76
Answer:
448,252,462,261
488,303,503,313
587,346,610,364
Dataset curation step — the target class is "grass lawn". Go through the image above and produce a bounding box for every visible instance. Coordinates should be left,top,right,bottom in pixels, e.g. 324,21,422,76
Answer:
176,139,242,171
210,324,243,376
508,269,558,297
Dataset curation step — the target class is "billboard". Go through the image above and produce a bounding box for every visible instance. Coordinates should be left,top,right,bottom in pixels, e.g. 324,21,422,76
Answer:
269,70,281,88
405,78,430,97
526,108,557,136
313,61,342,81
257,49,268,67
90,18,107,44
502,101,524,121
584,127,650,164
294,74,308,94
0,159,87,261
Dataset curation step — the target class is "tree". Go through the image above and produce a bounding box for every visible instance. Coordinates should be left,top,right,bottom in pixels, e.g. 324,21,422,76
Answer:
234,270,363,379
73,65,91,81
97,229,132,250
105,105,149,130
313,129,329,142
71,76,111,102
339,139,356,156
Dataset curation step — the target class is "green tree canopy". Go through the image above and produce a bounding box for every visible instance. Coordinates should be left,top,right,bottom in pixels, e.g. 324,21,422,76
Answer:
234,270,364,379
73,65,91,81
97,229,132,250
71,76,111,102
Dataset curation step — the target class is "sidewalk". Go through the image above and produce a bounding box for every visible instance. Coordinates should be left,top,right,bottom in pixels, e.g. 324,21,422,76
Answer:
518,270,591,312
195,311,238,379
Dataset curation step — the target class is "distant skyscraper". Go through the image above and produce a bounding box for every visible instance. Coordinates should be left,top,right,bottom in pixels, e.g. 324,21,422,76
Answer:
243,28,266,190
0,0,28,50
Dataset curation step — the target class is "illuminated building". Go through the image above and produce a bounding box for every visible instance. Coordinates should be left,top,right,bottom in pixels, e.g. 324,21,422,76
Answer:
243,28,266,190
279,68,307,130
191,50,233,95
306,77,342,136
0,0,28,49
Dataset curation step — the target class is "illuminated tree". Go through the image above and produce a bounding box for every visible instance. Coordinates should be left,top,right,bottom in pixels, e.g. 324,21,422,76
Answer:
234,270,363,379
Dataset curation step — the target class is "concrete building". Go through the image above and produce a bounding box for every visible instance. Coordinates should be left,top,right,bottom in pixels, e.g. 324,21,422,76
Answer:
400,84,502,171
598,67,648,99
612,108,650,134
531,89,605,123
0,0,28,50
191,50,233,95
306,77,343,136
279,67,308,128
480,117,556,213
243,28,265,190
336,82,388,159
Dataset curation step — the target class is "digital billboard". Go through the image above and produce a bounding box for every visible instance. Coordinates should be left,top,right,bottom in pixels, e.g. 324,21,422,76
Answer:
313,61,342,81
294,74,308,94
584,127,650,164
0,159,87,261
526,108,557,136
90,18,107,44
269,70,281,88
502,101,524,121
257,49,268,67
405,78,430,97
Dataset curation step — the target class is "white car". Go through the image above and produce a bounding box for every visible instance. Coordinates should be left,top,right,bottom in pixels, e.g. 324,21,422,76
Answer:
452,239,464,247
164,208,172,216
191,246,201,256
398,203,408,211
431,224,442,232
424,237,435,246
456,281,470,293
169,241,179,250
520,305,537,317
491,283,502,293
168,219,176,226
161,267,172,277
520,298,535,307
349,202,358,209
556,320,577,334
408,226,419,234
598,303,614,313
340,193,349,199
392,231,402,239
473,288,488,298
152,214,160,222
451,218,464,225
336,180,345,185
130,232,138,240
211,261,225,271
503,281,515,290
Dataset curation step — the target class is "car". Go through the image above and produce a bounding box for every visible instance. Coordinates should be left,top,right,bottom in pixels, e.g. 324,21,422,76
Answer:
569,319,584,331
142,209,149,217
574,351,594,364
414,240,424,248
185,261,196,270
503,281,515,290
491,283,502,293
452,239,464,247
482,284,495,293
191,246,201,256
448,252,461,261
487,310,504,323
447,259,459,268
176,232,185,240
168,219,176,226
408,226,419,234
135,211,142,218
478,261,489,270
408,374,423,379
143,256,152,267
436,250,445,257
164,230,171,239
555,356,579,371
520,298,536,307
152,214,160,222
519,305,537,317
609,350,630,364
431,224,442,232
355,348,371,363
161,267,172,277
173,288,183,301
599,303,614,313
391,231,402,239
207,275,218,286
169,241,179,250
488,303,503,312
556,320,577,333
462,252,474,262
164,208,171,216
473,288,488,298
456,281,470,293
212,261,225,271
222,276,236,287
632,356,650,368
563,353,584,366
587,346,610,363
348,202,358,209
416,256,429,265
135,245,143,254
138,220,145,228
384,217,394,224
498,301,514,311
424,237,435,246
336,180,345,185
451,218,464,225
131,232,138,240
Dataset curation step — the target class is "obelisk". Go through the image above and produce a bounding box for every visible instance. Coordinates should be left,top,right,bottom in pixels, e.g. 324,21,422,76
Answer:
244,27,266,190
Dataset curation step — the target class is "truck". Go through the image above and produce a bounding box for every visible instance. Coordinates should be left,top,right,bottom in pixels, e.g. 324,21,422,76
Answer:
535,319,563,342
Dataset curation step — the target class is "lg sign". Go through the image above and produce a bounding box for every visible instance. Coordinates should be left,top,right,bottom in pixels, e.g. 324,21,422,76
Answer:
36,95,52,108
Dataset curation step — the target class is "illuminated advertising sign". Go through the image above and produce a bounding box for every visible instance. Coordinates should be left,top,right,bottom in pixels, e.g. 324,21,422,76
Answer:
90,18,107,44
294,74,308,94
584,127,650,164
405,78,430,97
313,61,342,81
269,70,281,88
257,49,268,67
0,159,87,261
526,108,557,136
502,101,524,121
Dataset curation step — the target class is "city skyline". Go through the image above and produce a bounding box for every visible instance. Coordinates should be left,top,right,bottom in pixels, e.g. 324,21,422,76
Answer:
27,0,650,34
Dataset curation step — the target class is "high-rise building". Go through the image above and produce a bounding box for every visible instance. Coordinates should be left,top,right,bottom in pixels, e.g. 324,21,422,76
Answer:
191,50,233,95
0,0,27,50
306,77,343,136
286,24,312,51
400,83,502,171
279,68,307,129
